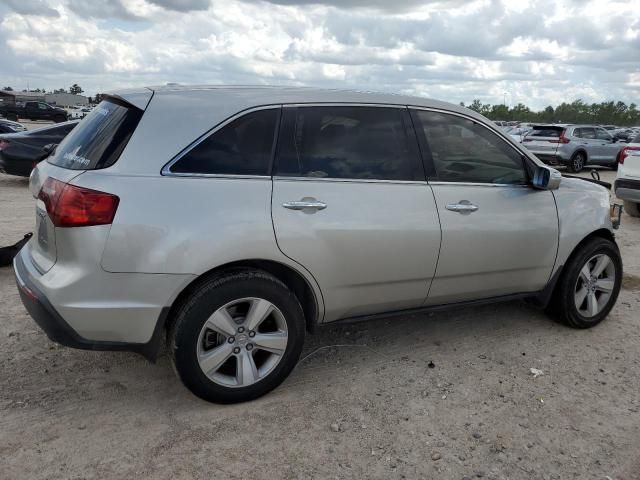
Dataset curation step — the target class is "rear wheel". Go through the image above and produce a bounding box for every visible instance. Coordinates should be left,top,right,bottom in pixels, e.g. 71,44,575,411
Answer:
624,200,640,218
568,152,586,173
7,113,18,121
170,269,305,403
547,237,622,328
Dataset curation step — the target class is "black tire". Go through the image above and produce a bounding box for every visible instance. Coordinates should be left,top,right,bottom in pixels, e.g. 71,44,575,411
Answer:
568,152,586,173
624,200,640,218
54,115,66,123
170,268,305,403
7,113,18,121
547,237,622,328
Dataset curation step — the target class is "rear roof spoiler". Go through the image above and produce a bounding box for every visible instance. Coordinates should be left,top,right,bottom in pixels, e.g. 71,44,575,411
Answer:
104,87,154,111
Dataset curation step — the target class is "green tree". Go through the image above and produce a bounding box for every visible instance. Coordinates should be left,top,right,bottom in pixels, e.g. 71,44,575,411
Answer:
69,84,84,95
468,99,484,113
3,86,13,91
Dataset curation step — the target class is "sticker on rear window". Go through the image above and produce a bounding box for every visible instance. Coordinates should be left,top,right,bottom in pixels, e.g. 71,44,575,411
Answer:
62,152,90,167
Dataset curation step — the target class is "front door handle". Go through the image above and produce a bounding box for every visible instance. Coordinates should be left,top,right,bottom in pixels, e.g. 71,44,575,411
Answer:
446,200,479,214
282,199,327,211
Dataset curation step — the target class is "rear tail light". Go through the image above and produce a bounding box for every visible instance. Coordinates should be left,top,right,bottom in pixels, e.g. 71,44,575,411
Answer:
38,177,119,227
619,146,640,165
0,139,9,151
548,130,570,144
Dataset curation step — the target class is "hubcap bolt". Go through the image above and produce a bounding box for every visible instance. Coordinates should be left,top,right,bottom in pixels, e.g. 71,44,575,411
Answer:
248,331,255,338
228,336,235,344
246,344,254,351
233,347,241,354
237,326,245,333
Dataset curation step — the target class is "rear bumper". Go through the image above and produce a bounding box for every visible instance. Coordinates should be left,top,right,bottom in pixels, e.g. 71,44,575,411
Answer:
14,248,178,361
615,178,640,203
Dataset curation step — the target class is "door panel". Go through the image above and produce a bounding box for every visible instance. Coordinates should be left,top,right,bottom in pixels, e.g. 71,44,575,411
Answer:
426,184,558,304
272,179,441,321
409,108,559,305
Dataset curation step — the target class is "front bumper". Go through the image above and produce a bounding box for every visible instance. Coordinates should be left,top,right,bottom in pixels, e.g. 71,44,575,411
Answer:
14,251,168,361
614,178,640,203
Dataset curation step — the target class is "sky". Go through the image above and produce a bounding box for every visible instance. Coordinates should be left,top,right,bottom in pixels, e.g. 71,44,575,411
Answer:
0,0,638,110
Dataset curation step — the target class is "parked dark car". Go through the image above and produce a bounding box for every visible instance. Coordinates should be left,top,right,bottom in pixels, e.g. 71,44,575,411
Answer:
0,118,27,134
0,101,68,123
0,120,78,176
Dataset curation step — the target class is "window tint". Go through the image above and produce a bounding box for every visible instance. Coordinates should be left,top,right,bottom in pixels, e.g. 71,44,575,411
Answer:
412,110,527,185
49,99,143,170
275,106,419,181
580,127,596,139
530,126,563,137
170,109,278,176
595,128,612,141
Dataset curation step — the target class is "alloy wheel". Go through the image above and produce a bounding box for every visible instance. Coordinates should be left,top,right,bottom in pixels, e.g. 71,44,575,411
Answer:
196,297,288,387
574,254,616,318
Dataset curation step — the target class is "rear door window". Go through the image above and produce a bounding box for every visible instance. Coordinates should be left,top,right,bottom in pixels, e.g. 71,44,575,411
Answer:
275,106,421,181
48,98,143,170
169,108,278,176
581,127,596,139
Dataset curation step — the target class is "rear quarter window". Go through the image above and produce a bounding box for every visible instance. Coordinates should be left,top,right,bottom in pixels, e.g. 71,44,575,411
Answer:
48,98,142,170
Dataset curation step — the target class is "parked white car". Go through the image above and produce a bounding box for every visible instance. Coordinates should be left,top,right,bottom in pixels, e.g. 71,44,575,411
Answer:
615,133,640,217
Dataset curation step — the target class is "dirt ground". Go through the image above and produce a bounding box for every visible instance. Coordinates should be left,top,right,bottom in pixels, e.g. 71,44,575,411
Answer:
1,165,639,480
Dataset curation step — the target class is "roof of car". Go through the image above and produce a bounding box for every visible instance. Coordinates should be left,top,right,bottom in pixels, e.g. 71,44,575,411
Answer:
110,84,478,118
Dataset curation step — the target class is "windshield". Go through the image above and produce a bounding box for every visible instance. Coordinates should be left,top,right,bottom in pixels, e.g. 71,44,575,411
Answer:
48,98,142,170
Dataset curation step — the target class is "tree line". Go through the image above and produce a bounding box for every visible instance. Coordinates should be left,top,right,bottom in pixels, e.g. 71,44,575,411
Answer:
2,84,84,95
461,99,640,126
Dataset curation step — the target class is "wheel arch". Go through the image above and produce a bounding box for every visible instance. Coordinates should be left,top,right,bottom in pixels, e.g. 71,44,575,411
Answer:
165,259,321,337
571,148,589,163
538,228,617,308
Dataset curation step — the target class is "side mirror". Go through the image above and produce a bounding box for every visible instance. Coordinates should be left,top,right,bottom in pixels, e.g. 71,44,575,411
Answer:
532,165,561,190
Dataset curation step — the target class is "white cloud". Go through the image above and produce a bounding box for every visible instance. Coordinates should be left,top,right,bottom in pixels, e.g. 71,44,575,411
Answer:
0,0,638,109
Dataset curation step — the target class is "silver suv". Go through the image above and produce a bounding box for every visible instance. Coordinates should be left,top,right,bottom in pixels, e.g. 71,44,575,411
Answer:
523,124,624,172
14,86,622,403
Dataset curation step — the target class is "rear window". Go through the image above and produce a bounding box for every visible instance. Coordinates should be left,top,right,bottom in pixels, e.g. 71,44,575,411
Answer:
48,98,142,170
530,126,564,138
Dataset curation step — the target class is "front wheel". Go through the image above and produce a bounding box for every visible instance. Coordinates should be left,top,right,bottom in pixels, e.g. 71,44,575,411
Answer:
624,200,640,218
7,113,18,121
170,269,305,403
568,152,586,173
547,237,622,328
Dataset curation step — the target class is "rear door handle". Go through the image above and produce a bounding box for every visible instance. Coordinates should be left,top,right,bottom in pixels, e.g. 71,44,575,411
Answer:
282,200,327,211
446,200,479,214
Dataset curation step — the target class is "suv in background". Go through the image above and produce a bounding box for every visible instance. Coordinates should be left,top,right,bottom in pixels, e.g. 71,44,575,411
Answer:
523,124,624,172
15,86,622,403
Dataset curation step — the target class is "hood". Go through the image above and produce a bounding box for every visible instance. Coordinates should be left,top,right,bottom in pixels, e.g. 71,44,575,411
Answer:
558,176,611,199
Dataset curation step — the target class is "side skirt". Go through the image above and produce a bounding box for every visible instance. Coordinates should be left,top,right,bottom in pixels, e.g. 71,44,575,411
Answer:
322,291,543,327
